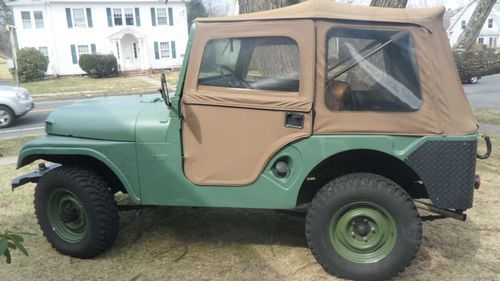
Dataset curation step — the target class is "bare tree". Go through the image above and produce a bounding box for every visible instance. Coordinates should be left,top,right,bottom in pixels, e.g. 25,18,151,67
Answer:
370,0,407,8
454,0,496,50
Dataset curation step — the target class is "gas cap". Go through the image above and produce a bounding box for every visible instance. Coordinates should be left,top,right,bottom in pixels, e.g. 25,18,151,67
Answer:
274,161,289,178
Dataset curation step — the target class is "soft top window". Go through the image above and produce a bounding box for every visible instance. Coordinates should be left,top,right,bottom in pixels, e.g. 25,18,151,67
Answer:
326,28,422,112
198,36,300,92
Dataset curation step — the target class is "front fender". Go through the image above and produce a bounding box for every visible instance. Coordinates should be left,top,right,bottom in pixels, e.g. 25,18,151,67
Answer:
17,136,141,203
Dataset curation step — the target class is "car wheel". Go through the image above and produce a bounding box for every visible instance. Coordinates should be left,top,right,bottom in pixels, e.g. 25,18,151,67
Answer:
306,173,422,281
0,105,14,128
469,77,478,84
34,166,119,258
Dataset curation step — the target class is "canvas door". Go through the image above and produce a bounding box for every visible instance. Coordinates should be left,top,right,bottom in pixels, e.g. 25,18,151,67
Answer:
181,21,315,186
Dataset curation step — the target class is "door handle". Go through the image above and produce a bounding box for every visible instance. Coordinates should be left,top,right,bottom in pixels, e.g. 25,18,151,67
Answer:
284,112,304,129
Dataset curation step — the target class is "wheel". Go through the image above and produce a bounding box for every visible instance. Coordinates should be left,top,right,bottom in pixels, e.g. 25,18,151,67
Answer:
0,105,14,128
468,77,478,84
34,166,119,258
306,173,422,281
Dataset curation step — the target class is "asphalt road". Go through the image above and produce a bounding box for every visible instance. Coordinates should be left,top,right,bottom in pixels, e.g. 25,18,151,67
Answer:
1,76,499,139
463,74,500,109
0,99,75,138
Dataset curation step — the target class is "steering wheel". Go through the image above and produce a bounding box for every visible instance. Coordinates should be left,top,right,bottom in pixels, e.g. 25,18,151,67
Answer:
217,65,250,88
159,72,171,107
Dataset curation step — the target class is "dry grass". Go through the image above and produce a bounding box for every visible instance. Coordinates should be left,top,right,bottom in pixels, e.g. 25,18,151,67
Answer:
21,76,158,101
0,136,38,158
0,56,13,81
473,108,500,126
0,136,499,281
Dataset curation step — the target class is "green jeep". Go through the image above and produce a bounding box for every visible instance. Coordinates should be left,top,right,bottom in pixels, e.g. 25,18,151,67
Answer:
11,1,492,280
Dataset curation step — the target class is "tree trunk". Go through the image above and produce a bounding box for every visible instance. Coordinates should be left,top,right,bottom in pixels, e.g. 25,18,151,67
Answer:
454,47,500,79
370,0,408,8
238,0,300,14
454,0,497,50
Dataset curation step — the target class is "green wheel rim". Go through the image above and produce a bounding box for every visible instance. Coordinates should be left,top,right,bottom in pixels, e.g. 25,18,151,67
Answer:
329,202,397,263
47,189,88,243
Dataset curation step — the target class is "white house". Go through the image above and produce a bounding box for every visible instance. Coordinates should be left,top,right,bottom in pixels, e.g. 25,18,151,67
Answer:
7,0,189,76
448,0,500,48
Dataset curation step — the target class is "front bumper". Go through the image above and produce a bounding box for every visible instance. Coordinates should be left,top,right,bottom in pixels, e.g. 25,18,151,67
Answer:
11,163,61,191
13,99,35,117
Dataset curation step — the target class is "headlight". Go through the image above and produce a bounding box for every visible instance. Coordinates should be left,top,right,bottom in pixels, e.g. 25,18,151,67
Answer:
16,91,30,100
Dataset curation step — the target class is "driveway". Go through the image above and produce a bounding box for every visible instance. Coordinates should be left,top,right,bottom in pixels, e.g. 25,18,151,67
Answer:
463,74,500,109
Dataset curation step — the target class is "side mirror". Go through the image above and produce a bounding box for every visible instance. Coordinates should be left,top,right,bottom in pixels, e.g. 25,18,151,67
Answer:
159,72,171,108
325,81,351,111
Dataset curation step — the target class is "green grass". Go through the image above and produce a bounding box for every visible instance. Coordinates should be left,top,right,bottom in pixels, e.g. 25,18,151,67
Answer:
21,76,158,101
0,136,37,158
0,57,13,80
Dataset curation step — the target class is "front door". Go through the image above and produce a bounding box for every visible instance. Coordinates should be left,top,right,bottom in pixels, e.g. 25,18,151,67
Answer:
181,20,315,186
121,35,140,70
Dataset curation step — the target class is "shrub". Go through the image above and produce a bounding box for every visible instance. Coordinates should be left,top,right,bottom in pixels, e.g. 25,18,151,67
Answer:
79,54,118,78
1,231,30,264
17,47,48,82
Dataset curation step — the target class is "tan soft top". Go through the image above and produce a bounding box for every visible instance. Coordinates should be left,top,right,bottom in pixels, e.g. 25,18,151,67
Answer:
196,0,445,31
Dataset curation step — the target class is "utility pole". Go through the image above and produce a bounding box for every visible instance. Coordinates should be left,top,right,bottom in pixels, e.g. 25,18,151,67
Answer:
6,24,19,86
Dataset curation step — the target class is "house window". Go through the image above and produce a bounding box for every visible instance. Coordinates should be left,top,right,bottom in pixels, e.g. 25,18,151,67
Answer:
488,18,493,28
73,8,86,28
39,47,49,61
489,37,496,48
157,8,168,25
34,11,44,29
125,8,134,25
478,37,484,45
160,42,171,58
78,45,90,56
113,8,123,26
133,43,138,59
461,20,466,29
21,11,32,29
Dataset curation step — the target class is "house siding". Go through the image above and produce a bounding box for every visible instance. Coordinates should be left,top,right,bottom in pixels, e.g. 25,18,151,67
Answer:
448,1,500,48
9,0,188,76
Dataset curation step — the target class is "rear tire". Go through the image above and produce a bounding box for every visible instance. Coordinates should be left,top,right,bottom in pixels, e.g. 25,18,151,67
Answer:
0,105,14,128
34,166,119,258
306,173,421,281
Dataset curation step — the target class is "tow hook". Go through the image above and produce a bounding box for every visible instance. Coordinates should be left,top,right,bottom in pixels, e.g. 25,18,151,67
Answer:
477,133,492,160
474,174,481,190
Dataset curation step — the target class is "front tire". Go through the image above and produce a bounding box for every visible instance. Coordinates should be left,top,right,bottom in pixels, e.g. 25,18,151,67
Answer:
306,173,421,281
0,105,14,128
34,166,119,258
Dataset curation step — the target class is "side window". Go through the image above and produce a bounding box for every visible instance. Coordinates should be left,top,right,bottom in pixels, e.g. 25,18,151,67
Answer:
326,28,422,112
198,37,300,92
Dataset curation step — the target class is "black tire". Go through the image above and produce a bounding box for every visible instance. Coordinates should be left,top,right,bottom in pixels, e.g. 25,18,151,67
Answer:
34,166,119,258
306,173,422,281
0,105,14,128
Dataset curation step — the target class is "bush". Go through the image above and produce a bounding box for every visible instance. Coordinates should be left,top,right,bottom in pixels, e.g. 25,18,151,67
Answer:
17,47,48,82
1,231,30,264
79,54,118,78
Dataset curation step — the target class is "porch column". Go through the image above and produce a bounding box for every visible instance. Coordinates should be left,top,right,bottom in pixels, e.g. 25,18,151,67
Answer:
116,39,125,71
139,39,147,70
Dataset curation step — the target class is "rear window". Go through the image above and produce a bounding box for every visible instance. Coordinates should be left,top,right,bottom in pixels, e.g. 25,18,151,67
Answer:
326,28,422,112
198,37,300,92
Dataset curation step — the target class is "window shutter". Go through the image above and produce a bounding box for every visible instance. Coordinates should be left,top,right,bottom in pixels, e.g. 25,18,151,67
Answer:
168,8,173,26
135,8,141,26
91,44,96,54
154,42,160,59
86,8,93,28
65,8,73,28
70,45,77,64
171,41,176,59
151,8,156,26
106,8,112,27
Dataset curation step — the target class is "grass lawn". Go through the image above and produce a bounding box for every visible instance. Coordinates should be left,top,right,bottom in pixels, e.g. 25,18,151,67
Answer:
0,57,13,80
149,70,181,88
21,76,159,101
473,108,500,126
0,136,37,158
0,133,499,280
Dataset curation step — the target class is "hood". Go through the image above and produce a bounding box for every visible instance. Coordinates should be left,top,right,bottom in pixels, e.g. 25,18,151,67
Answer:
46,95,168,141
